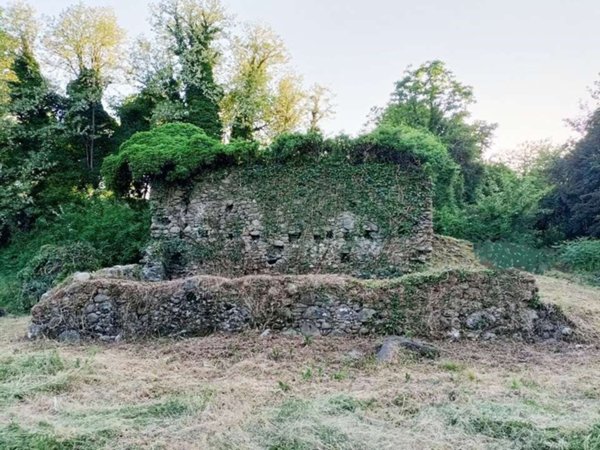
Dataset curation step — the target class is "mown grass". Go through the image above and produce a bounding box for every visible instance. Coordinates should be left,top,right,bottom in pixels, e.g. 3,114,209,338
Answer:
461,416,600,450
254,395,372,450
0,423,112,450
0,351,83,406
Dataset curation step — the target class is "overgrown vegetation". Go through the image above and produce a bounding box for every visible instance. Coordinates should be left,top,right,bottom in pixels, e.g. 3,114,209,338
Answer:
0,197,149,313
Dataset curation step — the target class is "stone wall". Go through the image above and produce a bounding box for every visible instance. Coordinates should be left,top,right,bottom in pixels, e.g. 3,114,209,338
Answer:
143,160,433,281
30,268,573,343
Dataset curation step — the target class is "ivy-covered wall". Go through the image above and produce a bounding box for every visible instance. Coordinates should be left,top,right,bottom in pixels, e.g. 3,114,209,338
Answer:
143,158,434,280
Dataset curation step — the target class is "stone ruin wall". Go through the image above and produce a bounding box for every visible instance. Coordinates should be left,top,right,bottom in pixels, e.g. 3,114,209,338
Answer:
28,161,576,343
142,162,434,281
29,269,573,343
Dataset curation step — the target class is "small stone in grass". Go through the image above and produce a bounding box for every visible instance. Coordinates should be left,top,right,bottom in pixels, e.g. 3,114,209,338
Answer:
376,336,440,363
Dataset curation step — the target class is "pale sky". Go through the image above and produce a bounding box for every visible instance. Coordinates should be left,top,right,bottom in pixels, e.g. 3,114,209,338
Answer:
14,0,600,156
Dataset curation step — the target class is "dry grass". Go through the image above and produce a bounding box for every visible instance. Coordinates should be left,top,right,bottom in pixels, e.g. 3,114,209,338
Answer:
536,274,600,341
1,275,600,449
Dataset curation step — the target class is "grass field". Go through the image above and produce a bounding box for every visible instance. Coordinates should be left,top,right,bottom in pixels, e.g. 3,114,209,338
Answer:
1,275,599,450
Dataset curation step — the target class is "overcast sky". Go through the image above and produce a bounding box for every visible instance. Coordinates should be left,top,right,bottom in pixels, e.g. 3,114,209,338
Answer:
18,0,600,156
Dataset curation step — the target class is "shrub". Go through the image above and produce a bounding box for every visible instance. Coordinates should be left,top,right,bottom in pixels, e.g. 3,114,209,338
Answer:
104,123,457,210
558,239,600,273
351,126,460,207
18,242,101,309
438,164,550,242
269,132,325,162
0,195,150,313
102,123,260,195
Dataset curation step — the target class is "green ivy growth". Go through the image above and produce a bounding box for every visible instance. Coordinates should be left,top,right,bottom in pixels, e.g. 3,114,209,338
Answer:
102,122,459,209
102,123,261,194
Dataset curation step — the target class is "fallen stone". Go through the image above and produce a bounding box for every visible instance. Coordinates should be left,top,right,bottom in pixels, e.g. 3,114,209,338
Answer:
71,272,91,283
58,330,81,344
376,336,440,362
27,324,42,340
260,329,271,338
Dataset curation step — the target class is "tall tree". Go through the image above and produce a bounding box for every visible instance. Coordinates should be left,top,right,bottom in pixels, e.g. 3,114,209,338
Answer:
45,3,123,178
0,7,17,112
151,0,228,138
543,108,600,238
44,2,124,77
222,24,288,140
374,60,496,202
0,2,62,241
125,37,186,130
268,74,306,137
64,68,116,179
306,83,334,133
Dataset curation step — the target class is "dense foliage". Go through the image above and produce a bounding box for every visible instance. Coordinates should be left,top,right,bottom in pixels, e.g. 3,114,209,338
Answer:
541,109,600,238
103,122,458,209
372,60,495,203
0,197,150,313
102,123,260,194
558,239,600,273
18,242,101,310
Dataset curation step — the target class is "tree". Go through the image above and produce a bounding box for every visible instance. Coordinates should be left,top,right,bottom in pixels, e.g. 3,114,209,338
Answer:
45,3,122,180
0,2,68,240
44,2,125,77
489,140,565,176
306,83,334,132
543,108,600,238
0,7,17,111
268,74,306,137
126,37,187,128
150,0,228,138
222,24,288,140
64,68,116,180
374,60,496,202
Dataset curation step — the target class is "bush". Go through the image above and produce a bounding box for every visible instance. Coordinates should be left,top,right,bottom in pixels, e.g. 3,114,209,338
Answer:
269,132,325,162
558,239,600,273
351,126,460,208
438,164,549,242
0,195,150,313
102,123,260,195
18,242,101,309
104,123,458,209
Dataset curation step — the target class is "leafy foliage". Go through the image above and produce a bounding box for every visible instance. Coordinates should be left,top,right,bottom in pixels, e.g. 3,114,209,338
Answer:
542,109,600,238
373,60,496,203
438,163,550,242
151,0,226,139
352,126,459,207
0,196,150,313
104,123,456,211
102,123,260,194
18,242,101,309
558,239,600,273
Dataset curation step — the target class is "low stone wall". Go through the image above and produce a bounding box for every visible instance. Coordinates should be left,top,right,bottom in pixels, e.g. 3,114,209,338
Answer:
29,269,573,343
